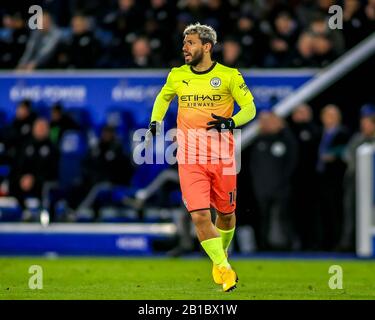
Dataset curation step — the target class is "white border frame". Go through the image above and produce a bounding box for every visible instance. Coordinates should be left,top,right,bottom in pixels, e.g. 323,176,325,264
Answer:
356,143,375,257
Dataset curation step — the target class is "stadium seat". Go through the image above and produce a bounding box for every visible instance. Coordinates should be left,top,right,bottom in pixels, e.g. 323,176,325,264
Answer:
106,107,134,131
131,163,169,190
0,109,9,126
0,28,11,42
33,103,50,119
94,29,114,47
0,197,22,222
66,107,92,131
105,107,135,153
108,162,170,211
0,165,10,178
98,206,139,223
75,208,95,223
58,130,88,188
59,27,72,43
168,190,182,207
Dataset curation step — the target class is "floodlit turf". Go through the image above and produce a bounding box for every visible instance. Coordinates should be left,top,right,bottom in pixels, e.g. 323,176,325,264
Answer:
1,257,374,300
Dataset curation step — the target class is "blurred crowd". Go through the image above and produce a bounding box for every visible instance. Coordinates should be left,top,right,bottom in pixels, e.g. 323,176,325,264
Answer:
0,101,134,221
1,0,375,253
238,102,375,252
1,0,374,70
1,99,375,253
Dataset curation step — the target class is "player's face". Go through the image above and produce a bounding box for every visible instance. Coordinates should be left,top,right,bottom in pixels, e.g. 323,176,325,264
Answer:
182,34,204,66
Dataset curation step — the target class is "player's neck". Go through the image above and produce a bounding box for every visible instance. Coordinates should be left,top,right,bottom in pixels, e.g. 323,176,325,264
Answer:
191,56,214,73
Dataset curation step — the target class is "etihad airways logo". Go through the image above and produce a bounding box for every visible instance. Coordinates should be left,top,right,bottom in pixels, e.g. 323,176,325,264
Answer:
180,94,222,102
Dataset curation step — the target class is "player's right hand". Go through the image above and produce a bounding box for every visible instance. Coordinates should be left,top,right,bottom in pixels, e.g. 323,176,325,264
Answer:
144,121,161,147
207,113,235,132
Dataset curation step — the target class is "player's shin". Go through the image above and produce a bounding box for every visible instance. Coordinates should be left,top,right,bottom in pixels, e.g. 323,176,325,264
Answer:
215,212,236,254
200,237,230,268
190,211,230,268
216,226,235,254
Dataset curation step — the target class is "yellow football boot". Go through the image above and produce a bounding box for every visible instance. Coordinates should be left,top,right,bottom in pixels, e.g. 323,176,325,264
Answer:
220,266,238,292
212,264,223,284
212,250,229,285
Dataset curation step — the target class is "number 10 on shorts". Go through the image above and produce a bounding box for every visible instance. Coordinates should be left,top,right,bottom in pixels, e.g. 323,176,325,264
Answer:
229,189,237,206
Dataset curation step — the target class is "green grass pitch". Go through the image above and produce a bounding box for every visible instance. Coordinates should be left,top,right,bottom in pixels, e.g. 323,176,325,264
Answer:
1,257,374,300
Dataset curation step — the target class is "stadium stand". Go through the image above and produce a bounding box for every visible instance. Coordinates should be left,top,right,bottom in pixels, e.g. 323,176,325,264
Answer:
0,0,374,255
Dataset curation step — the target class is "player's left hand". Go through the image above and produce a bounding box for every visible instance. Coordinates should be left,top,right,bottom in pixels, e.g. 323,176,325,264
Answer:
207,113,235,132
144,121,161,147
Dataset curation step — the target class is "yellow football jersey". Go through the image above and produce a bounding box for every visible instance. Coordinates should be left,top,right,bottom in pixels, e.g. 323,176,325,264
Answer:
151,62,256,161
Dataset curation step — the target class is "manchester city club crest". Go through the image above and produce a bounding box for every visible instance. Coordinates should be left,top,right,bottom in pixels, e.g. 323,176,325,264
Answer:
210,77,221,88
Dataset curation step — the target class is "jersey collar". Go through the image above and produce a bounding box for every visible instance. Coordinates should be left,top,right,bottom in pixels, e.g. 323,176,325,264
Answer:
190,61,217,75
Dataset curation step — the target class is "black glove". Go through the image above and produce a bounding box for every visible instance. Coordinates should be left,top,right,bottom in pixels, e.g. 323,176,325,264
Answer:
145,121,160,147
207,113,235,132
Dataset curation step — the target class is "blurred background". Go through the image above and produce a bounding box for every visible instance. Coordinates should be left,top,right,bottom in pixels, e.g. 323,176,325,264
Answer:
0,0,374,257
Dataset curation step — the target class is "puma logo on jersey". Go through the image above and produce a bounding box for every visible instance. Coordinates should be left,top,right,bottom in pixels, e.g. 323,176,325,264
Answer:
182,80,191,86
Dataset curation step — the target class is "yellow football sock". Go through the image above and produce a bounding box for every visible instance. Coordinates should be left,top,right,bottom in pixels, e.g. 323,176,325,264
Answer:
216,226,235,252
200,237,230,268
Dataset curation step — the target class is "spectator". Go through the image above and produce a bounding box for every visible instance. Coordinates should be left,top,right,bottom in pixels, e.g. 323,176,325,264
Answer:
0,11,29,69
9,118,59,218
313,0,338,19
264,10,299,67
78,125,134,219
295,0,319,28
311,33,337,68
170,0,206,63
220,38,246,68
179,0,206,24
203,0,230,37
289,104,321,250
49,103,80,146
248,111,298,250
231,13,266,67
6,100,37,159
84,125,133,185
343,0,370,49
291,31,315,67
316,104,350,251
102,0,144,67
143,0,177,66
126,36,159,68
145,0,176,32
65,13,101,69
84,126,131,185
364,0,375,32
308,14,345,56
339,104,375,251
0,0,372,70
0,112,11,185
71,0,113,23
102,0,143,35
17,11,62,70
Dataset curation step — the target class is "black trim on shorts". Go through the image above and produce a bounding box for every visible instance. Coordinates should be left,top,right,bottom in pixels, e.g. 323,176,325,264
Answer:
216,209,235,215
188,208,211,214
190,61,217,75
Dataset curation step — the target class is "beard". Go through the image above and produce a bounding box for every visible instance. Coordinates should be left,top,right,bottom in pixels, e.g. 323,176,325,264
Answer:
186,49,204,66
